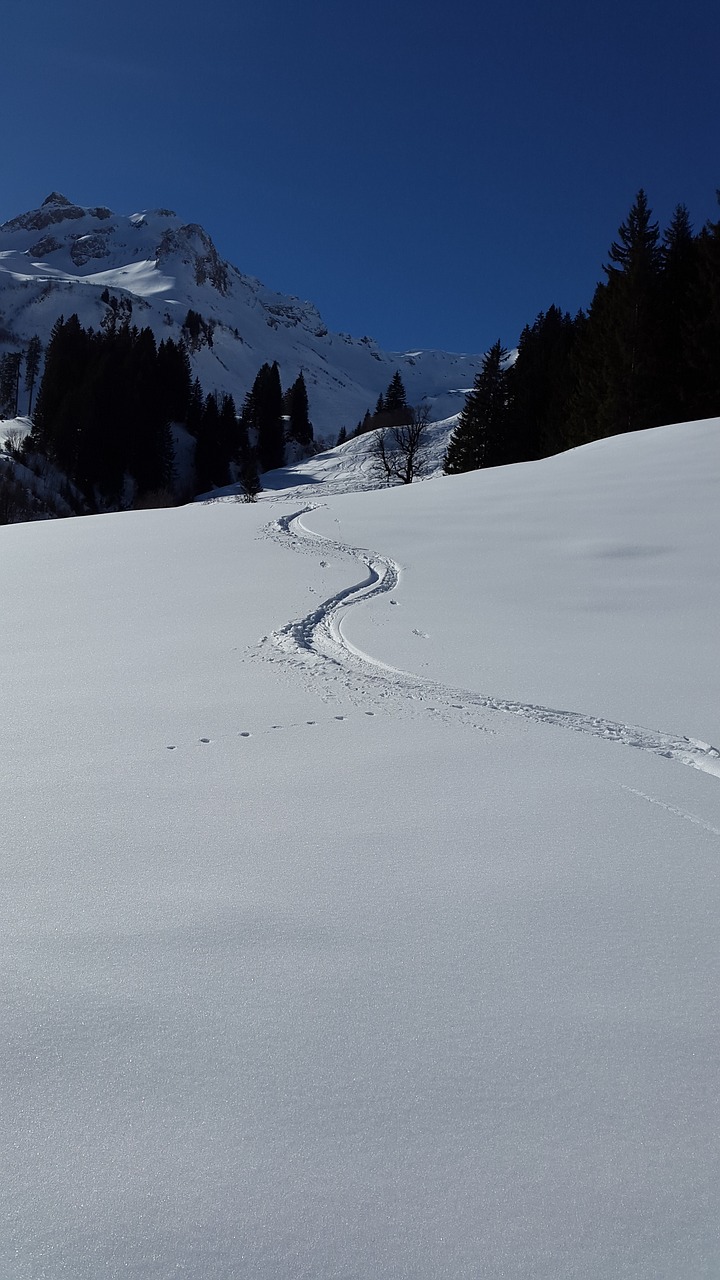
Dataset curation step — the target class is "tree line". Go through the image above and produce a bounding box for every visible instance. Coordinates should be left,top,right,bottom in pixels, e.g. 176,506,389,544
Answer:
0,337,43,418
14,314,314,509
444,188,720,475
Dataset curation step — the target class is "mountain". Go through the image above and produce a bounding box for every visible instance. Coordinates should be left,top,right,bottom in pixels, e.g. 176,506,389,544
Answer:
0,192,484,436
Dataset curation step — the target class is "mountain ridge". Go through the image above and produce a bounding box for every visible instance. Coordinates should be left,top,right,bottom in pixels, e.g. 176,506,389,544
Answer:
0,193,484,436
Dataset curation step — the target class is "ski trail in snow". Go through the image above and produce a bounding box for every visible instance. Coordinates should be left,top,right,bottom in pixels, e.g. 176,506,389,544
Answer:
255,506,720,781
619,786,720,837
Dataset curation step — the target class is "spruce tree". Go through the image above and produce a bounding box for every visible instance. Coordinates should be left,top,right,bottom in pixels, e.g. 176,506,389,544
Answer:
285,371,314,447
31,315,92,469
24,336,43,417
444,342,510,474
384,370,408,413
248,361,285,471
186,378,204,437
508,307,580,461
157,338,192,424
0,352,22,419
657,204,697,425
195,393,222,491
685,195,720,420
568,190,663,443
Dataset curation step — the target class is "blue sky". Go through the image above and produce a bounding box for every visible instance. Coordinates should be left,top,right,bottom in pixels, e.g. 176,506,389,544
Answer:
4,0,719,353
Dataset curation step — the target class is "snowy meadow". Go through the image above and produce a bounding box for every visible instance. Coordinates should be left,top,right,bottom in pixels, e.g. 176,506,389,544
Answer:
1,418,719,1278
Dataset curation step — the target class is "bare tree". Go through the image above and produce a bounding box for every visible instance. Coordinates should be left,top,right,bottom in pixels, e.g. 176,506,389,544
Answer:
372,403,432,485
3,427,25,458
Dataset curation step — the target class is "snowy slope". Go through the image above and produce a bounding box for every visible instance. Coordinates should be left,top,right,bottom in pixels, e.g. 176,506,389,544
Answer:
1,418,719,1278
0,193,482,436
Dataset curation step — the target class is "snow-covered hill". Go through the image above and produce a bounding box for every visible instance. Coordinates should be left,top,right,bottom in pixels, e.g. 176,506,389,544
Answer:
0,193,483,436
1,416,719,1278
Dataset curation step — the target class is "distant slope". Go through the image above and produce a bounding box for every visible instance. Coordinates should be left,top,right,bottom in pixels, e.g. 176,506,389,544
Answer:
0,193,483,436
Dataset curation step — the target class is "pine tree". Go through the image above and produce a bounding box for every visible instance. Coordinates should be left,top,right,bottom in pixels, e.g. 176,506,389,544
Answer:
31,315,92,469
444,342,510,474
685,194,720,420
507,307,580,461
0,352,22,418
157,338,192,424
285,371,314,447
24,336,43,417
384,370,408,413
656,204,697,425
247,361,285,471
336,426,347,446
186,378,204,437
195,393,222,491
568,190,663,443
238,453,261,501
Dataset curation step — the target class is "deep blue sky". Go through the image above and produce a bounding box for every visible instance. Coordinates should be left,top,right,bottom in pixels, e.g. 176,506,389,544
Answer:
4,0,719,353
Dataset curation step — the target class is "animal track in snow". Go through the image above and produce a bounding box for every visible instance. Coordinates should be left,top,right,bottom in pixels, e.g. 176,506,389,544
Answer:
164,706,392,754
255,505,720,782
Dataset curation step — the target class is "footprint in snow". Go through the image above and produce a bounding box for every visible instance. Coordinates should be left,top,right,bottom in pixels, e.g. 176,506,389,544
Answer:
171,708,382,753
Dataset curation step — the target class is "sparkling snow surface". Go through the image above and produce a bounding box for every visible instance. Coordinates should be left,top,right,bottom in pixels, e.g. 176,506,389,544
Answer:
1,420,719,1278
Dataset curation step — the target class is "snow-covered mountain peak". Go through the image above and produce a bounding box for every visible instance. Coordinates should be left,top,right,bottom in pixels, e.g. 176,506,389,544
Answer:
0,192,486,435
2,192,114,237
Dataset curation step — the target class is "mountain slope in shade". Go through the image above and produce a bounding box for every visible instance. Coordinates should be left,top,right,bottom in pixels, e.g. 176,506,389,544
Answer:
0,193,484,435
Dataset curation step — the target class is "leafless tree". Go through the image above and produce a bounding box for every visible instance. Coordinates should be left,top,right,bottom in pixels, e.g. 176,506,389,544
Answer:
372,403,432,485
3,427,25,459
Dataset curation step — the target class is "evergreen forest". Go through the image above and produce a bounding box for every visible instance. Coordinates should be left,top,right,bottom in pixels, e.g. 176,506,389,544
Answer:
444,189,720,474
6,315,315,513
2,186,719,521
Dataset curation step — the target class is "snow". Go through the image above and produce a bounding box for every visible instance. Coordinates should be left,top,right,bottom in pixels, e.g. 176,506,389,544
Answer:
1,418,719,1277
0,195,486,434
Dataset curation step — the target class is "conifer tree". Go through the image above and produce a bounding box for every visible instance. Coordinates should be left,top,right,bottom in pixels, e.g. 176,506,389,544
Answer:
186,378,204,437
508,307,579,461
157,338,192,424
194,393,219,491
247,361,285,471
24,336,43,417
685,195,720,420
384,370,408,413
285,371,314,447
444,342,510,475
31,315,92,469
238,453,261,501
568,190,663,443
0,352,22,419
656,204,697,425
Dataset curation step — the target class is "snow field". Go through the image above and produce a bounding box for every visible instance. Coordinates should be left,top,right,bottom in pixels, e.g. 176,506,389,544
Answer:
1,419,719,1277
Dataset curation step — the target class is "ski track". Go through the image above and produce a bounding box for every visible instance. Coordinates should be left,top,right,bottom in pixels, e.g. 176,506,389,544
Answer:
619,786,720,837
253,505,720,781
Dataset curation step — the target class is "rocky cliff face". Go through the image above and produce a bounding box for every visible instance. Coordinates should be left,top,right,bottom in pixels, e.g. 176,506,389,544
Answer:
0,193,483,434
